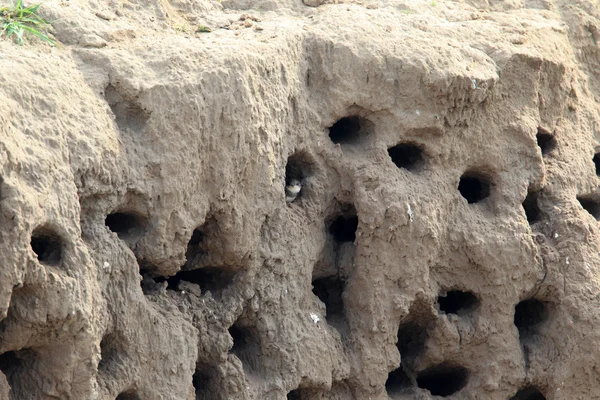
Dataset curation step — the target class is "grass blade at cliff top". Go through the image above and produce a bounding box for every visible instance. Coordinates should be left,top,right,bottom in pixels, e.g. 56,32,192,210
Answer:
0,0,55,45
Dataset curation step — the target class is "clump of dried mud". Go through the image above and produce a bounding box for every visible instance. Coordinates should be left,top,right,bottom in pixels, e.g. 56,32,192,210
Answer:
1,0,600,399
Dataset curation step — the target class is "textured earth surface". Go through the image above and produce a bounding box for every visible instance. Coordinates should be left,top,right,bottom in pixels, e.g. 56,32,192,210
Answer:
1,0,600,399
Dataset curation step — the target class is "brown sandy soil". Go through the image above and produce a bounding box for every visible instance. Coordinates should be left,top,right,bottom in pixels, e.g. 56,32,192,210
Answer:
1,0,600,399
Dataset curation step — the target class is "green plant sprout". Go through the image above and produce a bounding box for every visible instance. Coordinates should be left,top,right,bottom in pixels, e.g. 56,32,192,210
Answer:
1,0,55,45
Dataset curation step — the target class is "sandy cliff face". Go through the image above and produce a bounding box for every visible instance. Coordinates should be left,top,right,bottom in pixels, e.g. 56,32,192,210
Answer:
1,0,600,399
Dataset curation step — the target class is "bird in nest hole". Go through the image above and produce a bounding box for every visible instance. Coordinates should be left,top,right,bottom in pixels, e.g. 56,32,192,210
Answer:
285,179,302,203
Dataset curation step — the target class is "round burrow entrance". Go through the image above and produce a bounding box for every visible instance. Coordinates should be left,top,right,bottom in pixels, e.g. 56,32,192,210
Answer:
577,195,600,221
105,211,146,239
458,170,492,204
514,298,549,341
30,227,63,266
388,142,424,171
416,363,468,397
437,290,479,315
284,150,315,203
536,127,556,155
328,116,370,145
510,386,546,400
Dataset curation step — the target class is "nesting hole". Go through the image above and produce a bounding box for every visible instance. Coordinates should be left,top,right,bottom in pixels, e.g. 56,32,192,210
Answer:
536,128,556,155
437,290,479,315
31,227,63,266
329,206,358,243
328,116,362,144
396,321,428,368
285,151,314,203
577,195,600,220
229,322,262,376
162,267,236,294
416,364,468,397
312,276,345,330
105,212,145,239
594,152,600,175
514,299,548,340
510,386,546,400
193,366,217,400
98,333,122,376
385,366,412,395
458,171,492,204
287,388,305,400
388,143,424,171
523,190,541,224
0,350,20,378
116,391,141,400
0,349,32,396
105,84,149,133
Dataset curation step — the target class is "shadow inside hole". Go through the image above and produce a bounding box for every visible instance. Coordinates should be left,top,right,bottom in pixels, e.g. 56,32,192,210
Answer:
30,227,63,266
594,153,600,176
98,333,123,376
510,386,546,400
514,299,548,340
437,290,479,315
228,323,262,376
185,228,205,269
285,151,315,203
312,276,346,332
0,348,34,397
577,196,600,220
287,388,304,400
328,116,362,144
536,128,556,156
0,350,20,378
105,212,145,240
329,207,358,243
386,366,413,396
397,321,428,368
416,363,468,397
116,390,142,400
458,172,492,204
160,267,236,294
193,366,219,400
523,190,541,224
388,143,424,171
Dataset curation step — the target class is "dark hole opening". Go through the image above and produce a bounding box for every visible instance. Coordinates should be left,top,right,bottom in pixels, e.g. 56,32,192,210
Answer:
329,208,358,243
287,388,303,400
397,321,428,368
193,367,215,400
458,172,491,204
437,290,479,315
510,386,546,400
514,299,548,340
312,276,345,328
388,143,424,171
31,228,63,266
0,351,20,377
416,364,468,397
105,212,144,239
285,151,314,203
159,267,235,294
577,196,600,220
594,153,600,176
116,391,141,400
228,323,261,376
386,366,412,394
98,334,120,374
523,190,541,224
536,128,556,155
328,116,361,144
